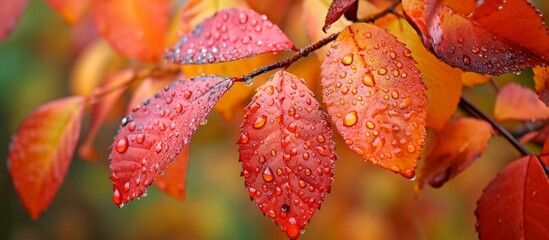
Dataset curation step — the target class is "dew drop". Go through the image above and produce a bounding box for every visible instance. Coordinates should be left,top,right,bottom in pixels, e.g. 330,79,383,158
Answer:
239,13,248,24
116,138,129,153
253,115,267,129
406,144,416,153
366,121,375,129
136,134,145,144
263,167,274,182
378,68,387,75
239,132,249,144
343,111,358,127
463,55,471,65
287,122,297,133
471,46,480,54
341,53,354,66
113,189,122,205
183,90,192,99
316,134,325,143
362,73,375,87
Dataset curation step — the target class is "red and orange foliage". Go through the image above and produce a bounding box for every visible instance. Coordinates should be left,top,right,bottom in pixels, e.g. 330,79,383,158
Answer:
4,0,549,239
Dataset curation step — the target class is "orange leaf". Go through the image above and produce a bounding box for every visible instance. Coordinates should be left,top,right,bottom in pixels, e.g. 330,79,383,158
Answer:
44,0,89,25
386,20,462,130
534,66,549,107
494,83,549,121
321,23,427,178
154,145,189,201
416,118,493,191
109,76,232,207
462,71,492,87
239,70,336,240
403,0,549,75
70,40,126,96
0,0,28,43
78,70,135,161
91,0,172,61
476,156,549,239
8,96,86,219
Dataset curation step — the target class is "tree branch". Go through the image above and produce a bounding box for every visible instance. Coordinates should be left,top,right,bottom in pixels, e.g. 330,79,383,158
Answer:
459,96,531,156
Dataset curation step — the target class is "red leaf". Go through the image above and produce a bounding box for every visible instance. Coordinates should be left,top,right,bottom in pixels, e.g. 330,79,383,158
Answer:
154,145,189,201
416,118,493,191
402,0,549,75
0,0,28,43
79,69,135,161
323,0,358,32
8,96,86,219
126,75,181,115
239,70,336,240
109,75,232,207
44,0,89,25
494,83,549,121
321,23,427,178
166,8,295,64
476,156,549,239
91,0,172,61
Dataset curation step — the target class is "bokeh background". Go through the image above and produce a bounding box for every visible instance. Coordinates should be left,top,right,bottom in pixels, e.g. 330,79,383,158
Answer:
1,0,549,239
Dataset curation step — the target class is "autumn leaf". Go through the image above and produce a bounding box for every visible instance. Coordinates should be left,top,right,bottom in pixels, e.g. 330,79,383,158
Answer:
416,118,493,191
476,156,549,239
402,0,549,75
386,20,462,131
154,145,189,201
44,0,89,25
109,75,232,207
534,66,549,107
8,96,86,219
462,71,492,87
323,0,358,32
0,0,28,43
166,8,295,65
69,40,126,96
494,83,549,121
91,0,172,61
78,70,135,161
321,23,427,178
239,70,336,240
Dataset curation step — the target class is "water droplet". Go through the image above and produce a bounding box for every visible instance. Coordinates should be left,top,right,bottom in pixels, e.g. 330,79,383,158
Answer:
471,46,480,54
175,103,183,113
463,55,471,65
410,175,416,181
365,32,372,38
315,146,329,156
263,167,274,182
253,115,267,129
113,189,122,205
390,51,396,59
245,78,253,86
403,49,411,57
287,122,297,133
116,138,129,153
391,90,399,99
239,13,248,24
268,209,277,217
239,132,249,144
366,121,375,129
298,180,306,188
317,134,325,143
343,111,358,127
362,73,375,87
341,53,354,66
136,134,145,144
183,90,192,99
378,68,387,75
406,144,416,153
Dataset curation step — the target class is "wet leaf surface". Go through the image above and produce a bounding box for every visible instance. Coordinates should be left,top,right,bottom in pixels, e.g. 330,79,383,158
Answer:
321,23,427,178
239,70,336,239
494,83,549,121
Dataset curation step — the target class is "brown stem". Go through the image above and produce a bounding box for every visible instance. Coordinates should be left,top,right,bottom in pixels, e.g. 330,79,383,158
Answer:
233,33,338,82
459,96,531,156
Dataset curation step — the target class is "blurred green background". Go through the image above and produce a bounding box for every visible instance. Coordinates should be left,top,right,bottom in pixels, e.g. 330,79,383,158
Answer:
1,0,548,239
